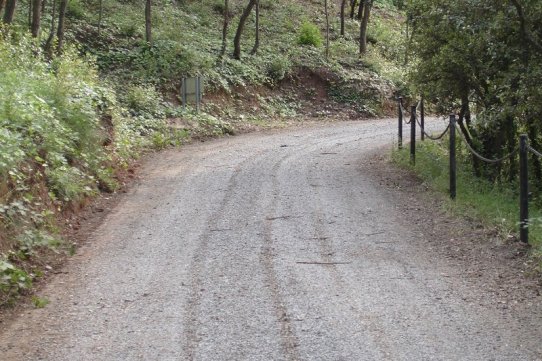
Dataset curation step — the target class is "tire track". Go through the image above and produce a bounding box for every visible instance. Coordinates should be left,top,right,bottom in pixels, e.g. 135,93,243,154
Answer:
261,155,303,361
182,143,307,360
181,149,268,359
305,145,397,359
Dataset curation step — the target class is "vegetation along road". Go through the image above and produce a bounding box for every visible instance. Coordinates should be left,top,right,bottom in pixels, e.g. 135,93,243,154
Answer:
0,118,541,360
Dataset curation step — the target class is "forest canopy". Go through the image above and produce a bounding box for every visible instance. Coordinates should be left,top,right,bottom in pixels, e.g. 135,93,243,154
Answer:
407,0,542,181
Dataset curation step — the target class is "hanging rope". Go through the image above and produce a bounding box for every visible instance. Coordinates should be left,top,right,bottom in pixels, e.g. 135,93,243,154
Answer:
400,102,411,124
528,145,542,158
414,113,449,140
454,124,519,164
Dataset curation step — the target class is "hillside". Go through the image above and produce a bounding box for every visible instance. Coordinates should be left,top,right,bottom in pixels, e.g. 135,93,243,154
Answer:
76,0,406,118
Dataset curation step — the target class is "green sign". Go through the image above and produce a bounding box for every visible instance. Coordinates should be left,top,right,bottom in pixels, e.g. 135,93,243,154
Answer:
181,76,203,111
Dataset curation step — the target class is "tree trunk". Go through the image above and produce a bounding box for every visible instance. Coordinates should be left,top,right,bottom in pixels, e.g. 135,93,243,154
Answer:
28,0,31,28
357,0,363,20
349,0,356,19
31,0,41,37
233,0,257,60
340,0,346,36
324,0,329,59
56,0,67,53
43,0,56,55
145,0,152,44
359,0,372,54
0,0,6,17
98,0,103,36
3,0,17,24
510,0,542,53
220,0,228,57
457,94,481,177
250,0,259,55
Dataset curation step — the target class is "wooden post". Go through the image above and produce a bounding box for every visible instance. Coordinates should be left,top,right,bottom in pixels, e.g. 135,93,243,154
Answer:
410,105,416,165
519,134,529,243
181,78,187,109
398,97,403,149
449,114,456,200
196,76,201,113
420,97,425,141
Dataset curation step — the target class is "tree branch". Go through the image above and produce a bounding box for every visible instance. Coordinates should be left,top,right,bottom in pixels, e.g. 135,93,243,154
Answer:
510,0,542,53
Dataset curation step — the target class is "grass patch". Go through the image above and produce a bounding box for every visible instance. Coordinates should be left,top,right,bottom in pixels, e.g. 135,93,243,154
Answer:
392,140,542,259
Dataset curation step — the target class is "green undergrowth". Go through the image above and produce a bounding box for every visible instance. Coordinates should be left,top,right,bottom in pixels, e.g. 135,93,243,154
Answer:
392,140,542,264
0,32,223,306
68,0,405,113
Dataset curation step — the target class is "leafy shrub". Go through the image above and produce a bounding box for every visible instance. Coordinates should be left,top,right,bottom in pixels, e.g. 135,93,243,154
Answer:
66,0,86,20
17,230,60,257
0,257,31,305
298,22,323,47
119,23,140,37
211,0,226,14
0,31,114,260
46,166,97,201
101,41,214,87
122,84,165,118
267,55,292,82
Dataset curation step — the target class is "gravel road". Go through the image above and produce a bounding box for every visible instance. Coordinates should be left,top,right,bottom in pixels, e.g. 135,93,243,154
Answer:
1,118,541,360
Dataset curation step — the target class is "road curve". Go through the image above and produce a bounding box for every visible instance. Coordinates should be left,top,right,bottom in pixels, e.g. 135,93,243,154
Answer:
1,118,541,360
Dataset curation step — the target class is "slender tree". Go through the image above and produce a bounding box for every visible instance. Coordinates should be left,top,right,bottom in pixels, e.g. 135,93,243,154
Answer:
31,0,41,37
56,0,67,53
3,0,17,24
510,0,542,53
340,0,347,36
233,0,257,60
359,0,372,54
145,0,152,44
0,0,6,16
250,0,259,55
324,0,329,59
28,0,31,27
349,0,357,19
43,0,56,54
220,0,229,57
98,0,103,36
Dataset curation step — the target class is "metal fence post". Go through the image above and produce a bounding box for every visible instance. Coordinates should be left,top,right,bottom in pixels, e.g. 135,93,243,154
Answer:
420,97,425,141
181,77,187,109
195,76,201,113
410,105,416,165
398,97,403,149
449,114,456,200
519,134,529,243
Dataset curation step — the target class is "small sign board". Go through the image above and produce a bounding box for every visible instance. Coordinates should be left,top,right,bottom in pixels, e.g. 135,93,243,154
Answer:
181,76,203,111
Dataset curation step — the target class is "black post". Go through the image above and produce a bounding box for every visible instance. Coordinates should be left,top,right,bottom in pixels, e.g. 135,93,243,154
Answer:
398,97,403,149
519,134,529,243
181,78,187,109
410,105,416,165
420,97,425,141
196,76,201,113
449,114,456,200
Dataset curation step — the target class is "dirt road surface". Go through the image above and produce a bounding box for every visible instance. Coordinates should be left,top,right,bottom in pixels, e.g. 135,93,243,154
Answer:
1,119,541,360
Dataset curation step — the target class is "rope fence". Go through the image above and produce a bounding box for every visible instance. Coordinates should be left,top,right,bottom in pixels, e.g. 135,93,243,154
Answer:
415,113,449,140
529,145,542,158
397,98,542,244
454,124,519,164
